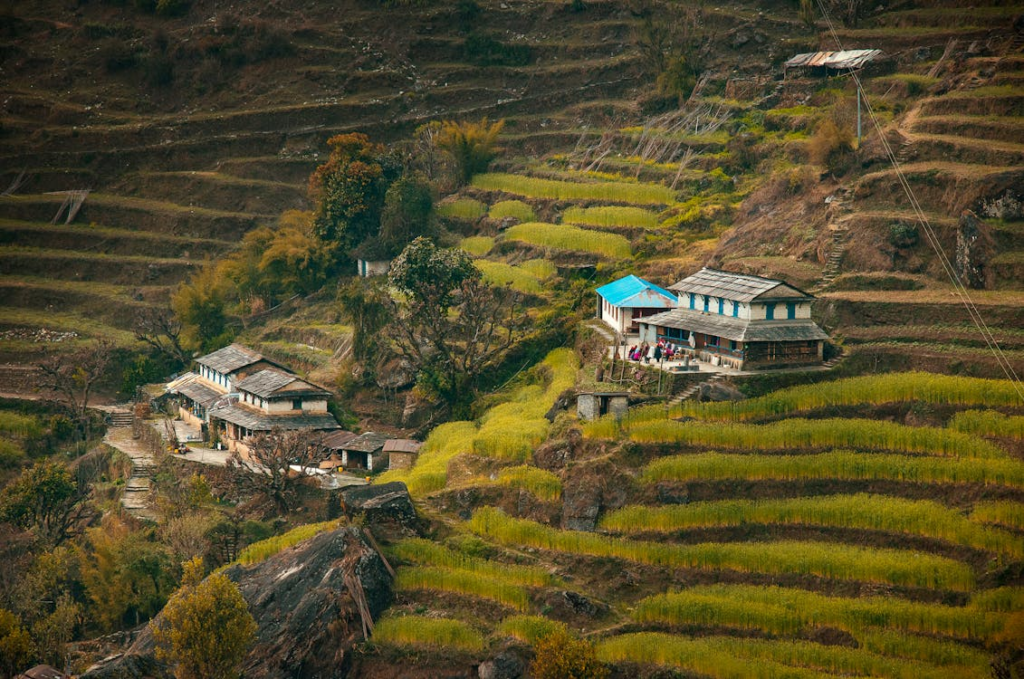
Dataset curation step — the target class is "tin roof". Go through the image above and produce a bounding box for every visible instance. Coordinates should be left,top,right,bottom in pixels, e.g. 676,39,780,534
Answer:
383,439,422,454
642,308,829,342
323,430,359,449
785,49,883,70
596,275,678,308
669,268,813,303
341,432,389,453
195,344,264,374
208,401,341,432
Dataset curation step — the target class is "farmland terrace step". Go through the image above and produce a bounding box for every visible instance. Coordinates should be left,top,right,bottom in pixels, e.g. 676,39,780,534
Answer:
917,92,1024,118
839,324,1024,351
869,6,1023,29
819,290,1024,329
213,157,321,185
0,307,137,348
0,220,233,260
0,247,197,287
852,162,1024,215
846,340,1024,378
416,53,643,91
0,275,171,309
910,115,1024,145
898,133,1024,166
826,25,999,51
0,194,264,241
111,171,310,216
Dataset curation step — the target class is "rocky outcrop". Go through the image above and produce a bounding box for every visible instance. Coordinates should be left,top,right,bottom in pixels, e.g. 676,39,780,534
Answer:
82,526,393,679
955,210,991,289
560,460,631,532
342,482,418,531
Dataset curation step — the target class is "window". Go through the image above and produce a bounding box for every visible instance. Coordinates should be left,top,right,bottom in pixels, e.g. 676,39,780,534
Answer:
733,301,739,318
707,335,720,347
689,293,695,310
703,296,710,312
765,303,776,320
730,340,737,350
787,302,797,319
292,398,303,411
717,298,724,314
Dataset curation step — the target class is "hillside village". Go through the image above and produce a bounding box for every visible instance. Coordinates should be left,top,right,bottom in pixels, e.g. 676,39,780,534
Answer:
1,0,1024,677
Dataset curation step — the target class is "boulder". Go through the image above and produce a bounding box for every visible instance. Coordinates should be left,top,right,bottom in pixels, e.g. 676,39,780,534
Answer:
955,210,991,290
477,650,526,679
82,527,393,679
697,381,745,402
342,481,418,529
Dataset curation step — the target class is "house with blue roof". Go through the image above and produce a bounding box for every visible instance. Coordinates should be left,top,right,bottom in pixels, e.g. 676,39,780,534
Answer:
595,275,678,335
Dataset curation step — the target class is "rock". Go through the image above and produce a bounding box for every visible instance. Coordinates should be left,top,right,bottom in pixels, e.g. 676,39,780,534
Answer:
342,481,418,529
561,459,631,532
697,381,744,402
401,390,435,429
731,29,750,48
82,526,393,679
562,590,605,617
544,388,575,422
533,429,581,470
478,650,525,679
376,357,416,390
955,210,991,290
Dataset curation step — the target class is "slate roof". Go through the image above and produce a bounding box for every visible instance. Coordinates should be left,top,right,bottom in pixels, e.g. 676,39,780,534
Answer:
785,49,883,71
195,344,264,375
596,275,677,308
323,430,359,450
642,308,829,343
669,268,813,303
383,439,422,454
167,373,223,407
341,432,389,453
208,401,341,432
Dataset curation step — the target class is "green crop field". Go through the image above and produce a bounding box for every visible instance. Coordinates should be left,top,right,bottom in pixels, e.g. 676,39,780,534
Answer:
472,173,677,206
504,222,632,258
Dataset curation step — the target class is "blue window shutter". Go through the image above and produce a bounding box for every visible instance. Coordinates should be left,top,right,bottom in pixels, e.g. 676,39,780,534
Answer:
733,302,739,317
787,302,797,319
717,298,724,314
703,296,709,312
766,303,776,320
689,293,695,310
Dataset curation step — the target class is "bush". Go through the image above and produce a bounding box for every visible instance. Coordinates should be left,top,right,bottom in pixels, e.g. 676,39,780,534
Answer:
889,222,919,248
532,629,608,679
808,118,854,175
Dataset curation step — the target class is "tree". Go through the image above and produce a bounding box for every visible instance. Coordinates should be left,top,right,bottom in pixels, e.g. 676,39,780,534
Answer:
385,238,526,416
0,462,90,547
227,429,324,513
530,629,608,679
153,557,256,679
633,0,709,102
0,608,36,678
134,306,190,367
37,341,113,447
378,175,435,257
308,133,401,257
434,117,504,185
337,278,391,365
171,263,232,353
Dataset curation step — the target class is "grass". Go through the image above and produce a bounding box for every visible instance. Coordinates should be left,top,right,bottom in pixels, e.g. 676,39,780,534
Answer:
970,501,1024,530
459,236,495,257
489,465,562,501
438,198,487,220
475,260,545,295
640,452,1024,489
622,418,1006,459
373,616,484,651
386,538,557,587
472,172,676,206
233,520,341,566
517,259,556,279
395,566,530,611
596,632,983,679
467,507,974,591
670,373,1024,422
631,585,1000,641
600,494,1023,557
949,410,1024,439
489,200,536,222
505,222,631,259
496,615,567,645
0,308,139,344
562,206,660,229
0,412,42,438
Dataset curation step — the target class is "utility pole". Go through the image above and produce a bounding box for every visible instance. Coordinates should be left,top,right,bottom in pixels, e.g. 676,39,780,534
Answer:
856,83,862,147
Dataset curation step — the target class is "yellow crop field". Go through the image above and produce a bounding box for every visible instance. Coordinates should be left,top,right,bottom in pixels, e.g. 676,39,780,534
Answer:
387,538,557,587
489,199,536,222
459,236,495,256
497,615,567,645
949,410,1024,439
395,566,530,611
475,260,544,294
233,520,341,566
970,501,1024,530
472,172,677,205
437,197,487,220
374,616,484,651
505,222,632,259
563,206,660,229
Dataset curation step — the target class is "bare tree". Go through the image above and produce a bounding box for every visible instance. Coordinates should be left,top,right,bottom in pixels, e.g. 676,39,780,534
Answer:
227,428,325,513
134,306,190,367
37,340,113,446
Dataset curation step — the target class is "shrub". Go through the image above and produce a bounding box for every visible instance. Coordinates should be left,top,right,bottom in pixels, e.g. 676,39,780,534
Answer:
531,629,609,679
889,222,919,248
808,118,854,174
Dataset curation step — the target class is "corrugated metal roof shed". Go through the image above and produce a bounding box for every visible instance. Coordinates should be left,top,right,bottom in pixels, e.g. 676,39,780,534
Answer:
323,430,358,449
383,439,422,454
341,432,389,453
643,308,829,342
669,268,813,303
785,49,883,70
596,275,678,308
195,344,263,374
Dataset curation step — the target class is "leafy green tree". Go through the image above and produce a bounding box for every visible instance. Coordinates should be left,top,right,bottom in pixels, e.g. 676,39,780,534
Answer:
0,608,36,678
337,278,390,365
0,462,88,547
385,238,526,416
435,117,504,185
308,133,401,257
378,175,435,257
171,263,232,353
530,629,608,679
153,557,256,679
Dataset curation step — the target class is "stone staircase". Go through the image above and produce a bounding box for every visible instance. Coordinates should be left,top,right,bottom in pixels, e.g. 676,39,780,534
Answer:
103,409,158,521
666,373,726,409
821,225,849,285
107,409,134,427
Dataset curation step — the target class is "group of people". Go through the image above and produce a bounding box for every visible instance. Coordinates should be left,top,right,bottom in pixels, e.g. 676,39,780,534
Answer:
627,339,681,364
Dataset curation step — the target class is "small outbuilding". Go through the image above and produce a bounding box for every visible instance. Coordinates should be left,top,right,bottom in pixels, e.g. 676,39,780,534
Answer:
595,275,678,335
784,49,884,77
16,666,69,679
576,391,630,421
357,258,391,277
384,439,422,470
337,431,390,471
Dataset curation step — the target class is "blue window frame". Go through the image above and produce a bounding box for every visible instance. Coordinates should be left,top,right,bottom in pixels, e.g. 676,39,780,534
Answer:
717,298,724,314
787,302,797,319
730,340,737,350
689,293,695,310
765,303,776,320
703,296,710,312
732,301,739,317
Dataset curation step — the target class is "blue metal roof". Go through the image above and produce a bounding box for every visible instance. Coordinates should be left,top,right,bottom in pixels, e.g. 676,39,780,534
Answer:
596,275,678,308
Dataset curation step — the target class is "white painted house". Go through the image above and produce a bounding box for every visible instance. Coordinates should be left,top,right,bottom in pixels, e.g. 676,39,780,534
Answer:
595,275,678,335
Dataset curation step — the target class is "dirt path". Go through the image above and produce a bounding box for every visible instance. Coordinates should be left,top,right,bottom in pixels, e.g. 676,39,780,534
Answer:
104,424,159,522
